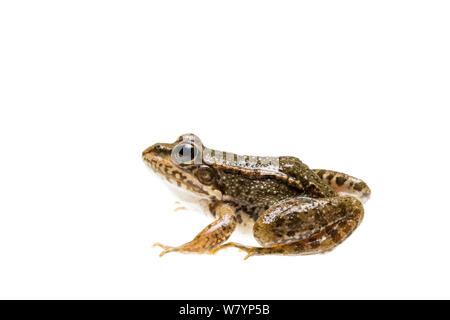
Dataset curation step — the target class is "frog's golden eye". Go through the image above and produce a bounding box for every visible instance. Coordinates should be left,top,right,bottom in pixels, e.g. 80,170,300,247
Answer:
195,165,215,184
172,143,200,165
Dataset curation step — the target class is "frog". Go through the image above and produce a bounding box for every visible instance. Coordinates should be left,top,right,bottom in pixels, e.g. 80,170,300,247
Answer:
142,133,371,259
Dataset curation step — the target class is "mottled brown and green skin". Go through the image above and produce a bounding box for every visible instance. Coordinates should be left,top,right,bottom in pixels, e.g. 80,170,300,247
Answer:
143,134,370,259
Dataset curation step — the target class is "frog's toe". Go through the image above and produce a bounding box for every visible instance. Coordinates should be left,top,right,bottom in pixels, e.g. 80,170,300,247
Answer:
159,248,175,257
152,242,171,250
243,251,258,260
235,245,261,260
211,242,257,259
152,242,176,257
210,242,239,254
234,246,260,260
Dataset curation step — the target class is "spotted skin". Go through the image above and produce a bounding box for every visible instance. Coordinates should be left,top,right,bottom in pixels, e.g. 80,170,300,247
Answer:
313,169,371,203
143,134,370,258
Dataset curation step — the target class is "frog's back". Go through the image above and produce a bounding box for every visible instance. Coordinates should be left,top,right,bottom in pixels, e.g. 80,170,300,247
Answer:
278,156,335,197
209,152,336,222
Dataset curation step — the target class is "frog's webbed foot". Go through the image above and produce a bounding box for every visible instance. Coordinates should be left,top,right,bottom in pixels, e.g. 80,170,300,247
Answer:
152,242,179,257
211,242,261,260
152,203,237,257
153,240,224,257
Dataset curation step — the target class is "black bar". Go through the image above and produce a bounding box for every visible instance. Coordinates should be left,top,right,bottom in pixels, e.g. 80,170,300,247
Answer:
0,300,443,319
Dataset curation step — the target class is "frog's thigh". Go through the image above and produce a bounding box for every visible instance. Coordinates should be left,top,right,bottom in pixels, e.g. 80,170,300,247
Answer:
215,196,363,258
153,202,236,257
314,169,371,203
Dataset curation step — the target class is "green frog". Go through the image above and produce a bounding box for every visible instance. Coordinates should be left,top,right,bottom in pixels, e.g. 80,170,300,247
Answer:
143,134,370,259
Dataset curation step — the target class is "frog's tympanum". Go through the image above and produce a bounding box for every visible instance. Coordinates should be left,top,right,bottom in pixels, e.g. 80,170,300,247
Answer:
143,134,371,259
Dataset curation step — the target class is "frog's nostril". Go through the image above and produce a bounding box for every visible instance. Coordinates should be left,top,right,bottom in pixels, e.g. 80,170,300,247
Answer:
142,145,156,156
142,143,171,159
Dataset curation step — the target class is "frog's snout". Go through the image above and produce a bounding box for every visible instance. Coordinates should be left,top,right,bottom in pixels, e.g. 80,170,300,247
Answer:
142,144,157,157
142,143,173,162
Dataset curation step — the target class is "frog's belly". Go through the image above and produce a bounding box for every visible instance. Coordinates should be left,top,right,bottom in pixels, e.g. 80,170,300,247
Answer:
164,181,258,234
234,209,258,234
165,182,213,213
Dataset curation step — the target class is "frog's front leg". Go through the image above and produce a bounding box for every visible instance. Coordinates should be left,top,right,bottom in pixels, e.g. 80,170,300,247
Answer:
212,196,363,259
153,202,237,257
313,169,371,203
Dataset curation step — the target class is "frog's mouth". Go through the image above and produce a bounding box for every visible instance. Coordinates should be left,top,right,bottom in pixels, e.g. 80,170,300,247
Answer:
143,146,222,200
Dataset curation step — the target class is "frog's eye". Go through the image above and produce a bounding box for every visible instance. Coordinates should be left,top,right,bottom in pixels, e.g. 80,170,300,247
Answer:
195,165,215,184
172,143,200,165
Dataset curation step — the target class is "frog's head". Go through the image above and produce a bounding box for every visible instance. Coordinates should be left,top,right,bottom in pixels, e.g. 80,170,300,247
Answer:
142,134,222,200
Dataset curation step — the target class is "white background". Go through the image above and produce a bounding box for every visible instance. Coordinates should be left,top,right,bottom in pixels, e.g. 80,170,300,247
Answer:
0,1,449,299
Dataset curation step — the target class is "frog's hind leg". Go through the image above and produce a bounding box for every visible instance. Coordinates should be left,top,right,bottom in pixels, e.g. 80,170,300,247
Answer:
153,202,236,257
313,169,371,203
211,196,363,259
